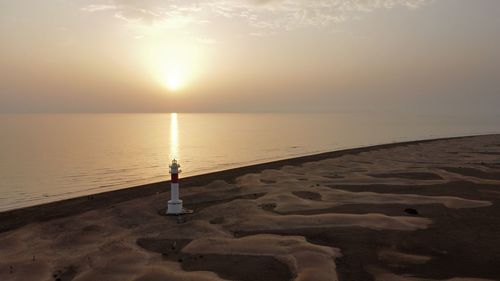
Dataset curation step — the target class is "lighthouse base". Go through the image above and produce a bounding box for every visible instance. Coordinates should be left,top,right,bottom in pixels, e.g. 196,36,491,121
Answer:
166,200,183,215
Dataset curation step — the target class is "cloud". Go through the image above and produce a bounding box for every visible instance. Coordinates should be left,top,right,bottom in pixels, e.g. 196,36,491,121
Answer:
81,4,116,12
81,1,163,24
211,0,433,29
81,0,432,29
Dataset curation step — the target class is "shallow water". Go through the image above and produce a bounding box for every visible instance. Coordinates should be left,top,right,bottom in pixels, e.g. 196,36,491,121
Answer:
0,113,498,211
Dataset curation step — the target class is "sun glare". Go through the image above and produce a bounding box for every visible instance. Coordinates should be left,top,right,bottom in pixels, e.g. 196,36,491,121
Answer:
164,66,185,91
157,52,193,92
143,37,206,93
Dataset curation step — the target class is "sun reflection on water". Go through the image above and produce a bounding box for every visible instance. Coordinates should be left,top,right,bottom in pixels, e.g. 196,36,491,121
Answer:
170,113,179,160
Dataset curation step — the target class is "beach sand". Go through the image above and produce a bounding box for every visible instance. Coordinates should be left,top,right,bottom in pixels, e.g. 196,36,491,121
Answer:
1,134,500,281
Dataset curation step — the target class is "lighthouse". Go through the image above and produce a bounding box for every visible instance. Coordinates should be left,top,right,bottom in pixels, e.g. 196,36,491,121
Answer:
167,159,183,215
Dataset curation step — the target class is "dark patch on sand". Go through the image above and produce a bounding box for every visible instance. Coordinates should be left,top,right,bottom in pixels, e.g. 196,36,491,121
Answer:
353,160,373,164
481,163,500,170
81,225,101,232
325,174,344,179
137,238,293,281
261,179,277,184
259,203,277,212
52,266,77,281
369,172,443,180
137,238,191,255
182,254,293,281
479,189,500,198
440,167,500,180
209,217,225,224
475,151,500,156
292,191,322,201
238,193,267,200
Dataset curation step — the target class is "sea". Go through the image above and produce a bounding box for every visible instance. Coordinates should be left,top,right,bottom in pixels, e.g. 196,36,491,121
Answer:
1,113,499,211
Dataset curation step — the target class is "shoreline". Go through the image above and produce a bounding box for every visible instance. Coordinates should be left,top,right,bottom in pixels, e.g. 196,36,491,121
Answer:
0,133,495,233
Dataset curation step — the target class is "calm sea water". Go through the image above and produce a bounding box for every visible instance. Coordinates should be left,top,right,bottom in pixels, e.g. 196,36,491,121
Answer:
1,113,499,211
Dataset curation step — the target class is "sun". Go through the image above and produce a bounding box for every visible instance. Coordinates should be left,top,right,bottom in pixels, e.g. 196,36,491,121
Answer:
164,66,185,91
142,36,208,93
158,55,192,92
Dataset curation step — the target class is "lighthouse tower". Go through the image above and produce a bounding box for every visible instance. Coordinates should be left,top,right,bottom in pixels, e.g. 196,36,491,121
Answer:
167,159,183,215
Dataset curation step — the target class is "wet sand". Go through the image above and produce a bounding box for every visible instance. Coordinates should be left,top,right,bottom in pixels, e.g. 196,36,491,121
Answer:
1,134,500,281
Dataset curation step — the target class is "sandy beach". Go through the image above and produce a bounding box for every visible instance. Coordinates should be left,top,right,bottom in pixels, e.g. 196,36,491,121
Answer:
1,134,500,281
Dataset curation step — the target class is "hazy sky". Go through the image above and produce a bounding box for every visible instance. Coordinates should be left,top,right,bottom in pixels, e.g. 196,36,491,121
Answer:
1,0,499,113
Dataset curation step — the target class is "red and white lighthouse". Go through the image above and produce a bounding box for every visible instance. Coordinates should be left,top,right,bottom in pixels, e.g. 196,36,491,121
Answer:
167,159,183,215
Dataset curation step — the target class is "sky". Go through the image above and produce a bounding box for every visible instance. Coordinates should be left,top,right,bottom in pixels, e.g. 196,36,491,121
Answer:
0,0,499,114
